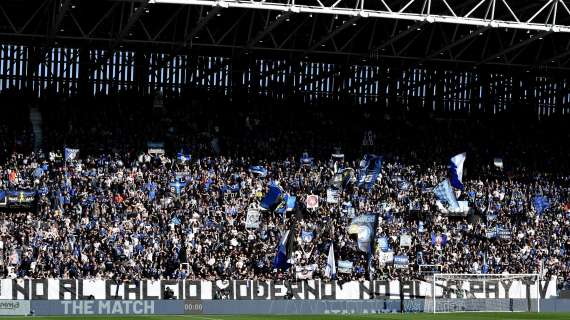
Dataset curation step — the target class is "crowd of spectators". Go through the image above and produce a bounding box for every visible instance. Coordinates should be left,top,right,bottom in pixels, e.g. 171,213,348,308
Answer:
0,91,568,293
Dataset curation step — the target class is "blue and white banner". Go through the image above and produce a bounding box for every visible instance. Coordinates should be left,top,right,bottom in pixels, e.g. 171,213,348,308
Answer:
295,264,317,280
486,225,511,240
300,152,314,166
249,166,268,177
286,196,296,211
177,152,191,162
377,237,390,252
330,168,355,190
5,190,36,207
64,148,79,161
147,142,165,155
496,225,511,240
418,221,425,233
169,179,187,194
337,260,353,274
301,230,315,242
348,214,376,252
394,255,409,269
449,152,466,190
433,179,460,211
357,155,382,191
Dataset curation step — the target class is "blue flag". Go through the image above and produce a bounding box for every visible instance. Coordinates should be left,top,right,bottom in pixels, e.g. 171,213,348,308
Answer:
249,165,268,177
0,190,6,206
533,196,550,215
431,233,448,247
64,148,79,161
276,194,296,216
449,153,466,190
286,196,296,211
170,178,187,194
276,194,288,215
261,185,283,210
273,230,290,269
357,155,382,191
177,152,191,162
433,179,460,210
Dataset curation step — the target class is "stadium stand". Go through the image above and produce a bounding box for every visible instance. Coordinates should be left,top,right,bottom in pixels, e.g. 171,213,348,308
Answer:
0,0,570,317
0,93,568,295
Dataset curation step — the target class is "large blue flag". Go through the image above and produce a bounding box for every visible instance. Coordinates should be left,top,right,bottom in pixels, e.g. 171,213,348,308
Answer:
357,155,382,191
433,179,460,211
273,230,290,269
449,153,466,190
261,184,284,210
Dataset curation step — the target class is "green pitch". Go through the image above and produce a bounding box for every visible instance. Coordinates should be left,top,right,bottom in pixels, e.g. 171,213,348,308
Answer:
2,314,569,320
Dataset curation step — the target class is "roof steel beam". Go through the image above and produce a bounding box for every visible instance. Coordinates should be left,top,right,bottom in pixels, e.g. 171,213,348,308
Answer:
150,0,570,33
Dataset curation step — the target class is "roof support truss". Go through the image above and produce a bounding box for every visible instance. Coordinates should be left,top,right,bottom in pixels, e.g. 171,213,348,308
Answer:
150,0,570,33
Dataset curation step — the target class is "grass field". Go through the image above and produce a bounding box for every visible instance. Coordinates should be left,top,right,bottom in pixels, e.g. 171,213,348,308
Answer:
1,314,568,320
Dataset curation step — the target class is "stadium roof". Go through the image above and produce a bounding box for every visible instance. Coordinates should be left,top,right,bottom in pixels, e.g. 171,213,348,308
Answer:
1,0,570,71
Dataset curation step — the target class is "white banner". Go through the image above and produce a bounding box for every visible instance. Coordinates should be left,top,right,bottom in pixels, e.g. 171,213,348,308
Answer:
337,261,353,274
0,278,558,300
378,251,394,266
399,234,412,247
326,189,339,204
295,265,317,280
245,208,261,229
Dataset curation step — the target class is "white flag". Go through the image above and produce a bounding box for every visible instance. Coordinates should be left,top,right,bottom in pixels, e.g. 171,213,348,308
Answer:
493,158,504,169
324,243,336,279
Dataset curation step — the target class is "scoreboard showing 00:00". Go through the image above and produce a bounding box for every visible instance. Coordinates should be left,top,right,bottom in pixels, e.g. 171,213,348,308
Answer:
184,301,204,314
